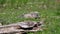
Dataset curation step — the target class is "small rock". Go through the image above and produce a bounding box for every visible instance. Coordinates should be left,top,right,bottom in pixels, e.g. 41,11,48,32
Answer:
21,12,40,19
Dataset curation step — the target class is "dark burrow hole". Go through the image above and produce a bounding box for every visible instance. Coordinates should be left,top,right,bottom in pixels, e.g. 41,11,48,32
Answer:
20,27,33,30
22,32,27,34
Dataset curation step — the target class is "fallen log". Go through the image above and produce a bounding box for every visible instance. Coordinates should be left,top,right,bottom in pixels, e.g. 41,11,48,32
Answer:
0,24,41,34
0,27,41,34
0,19,45,34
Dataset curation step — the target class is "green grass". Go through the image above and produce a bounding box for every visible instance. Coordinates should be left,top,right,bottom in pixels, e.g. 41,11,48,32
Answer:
0,0,60,34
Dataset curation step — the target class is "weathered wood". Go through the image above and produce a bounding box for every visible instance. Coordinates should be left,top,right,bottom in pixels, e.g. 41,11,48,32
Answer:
0,24,40,34
0,19,45,34
0,28,40,34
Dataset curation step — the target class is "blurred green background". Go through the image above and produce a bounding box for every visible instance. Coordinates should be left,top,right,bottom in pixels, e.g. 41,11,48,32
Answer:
0,0,60,34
